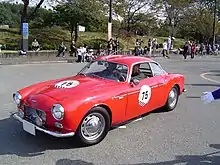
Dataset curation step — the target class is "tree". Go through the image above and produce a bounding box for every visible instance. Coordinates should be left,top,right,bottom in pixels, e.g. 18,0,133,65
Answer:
152,0,192,38
20,0,46,22
100,0,152,34
112,0,152,35
128,13,159,36
54,0,106,42
175,0,220,43
0,2,22,27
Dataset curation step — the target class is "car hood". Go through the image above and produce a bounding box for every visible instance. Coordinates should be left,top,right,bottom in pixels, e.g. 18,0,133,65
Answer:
32,75,118,101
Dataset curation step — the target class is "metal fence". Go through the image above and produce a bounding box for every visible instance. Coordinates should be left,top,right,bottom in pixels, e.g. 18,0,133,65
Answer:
0,49,164,65
0,50,69,65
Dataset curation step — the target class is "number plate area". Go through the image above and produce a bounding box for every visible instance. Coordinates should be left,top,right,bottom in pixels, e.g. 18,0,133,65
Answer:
24,106,46,127
22,120,36,136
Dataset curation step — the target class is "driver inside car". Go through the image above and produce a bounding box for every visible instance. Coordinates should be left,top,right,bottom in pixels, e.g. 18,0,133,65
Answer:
131,64,147,80
101,63,117,76
100,62,126,82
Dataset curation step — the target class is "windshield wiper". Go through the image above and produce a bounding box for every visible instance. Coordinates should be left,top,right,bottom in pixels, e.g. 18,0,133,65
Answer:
77,73,86,76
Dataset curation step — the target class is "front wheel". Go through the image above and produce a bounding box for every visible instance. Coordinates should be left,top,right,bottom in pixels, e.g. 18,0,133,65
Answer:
76,107,111,146
163,86,179,111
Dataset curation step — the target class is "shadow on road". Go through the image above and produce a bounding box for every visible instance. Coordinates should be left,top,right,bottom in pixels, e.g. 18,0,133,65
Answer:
0,115,87,157
55,143,220,165
122,144,220,165
185,83,219,87
185,96,201,99
56,159,94,165
207,70,220,73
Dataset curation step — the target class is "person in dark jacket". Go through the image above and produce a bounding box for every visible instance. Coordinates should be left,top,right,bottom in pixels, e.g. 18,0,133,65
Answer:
183,42,188,59
201,88,220,104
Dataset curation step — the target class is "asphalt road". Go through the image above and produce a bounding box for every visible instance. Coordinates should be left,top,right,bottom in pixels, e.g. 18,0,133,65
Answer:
1,55,220,165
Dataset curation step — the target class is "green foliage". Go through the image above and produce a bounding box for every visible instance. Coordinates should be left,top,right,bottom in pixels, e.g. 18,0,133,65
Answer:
0,26,185,51
1,0,219,51
0,2,22,28
53,0,107,40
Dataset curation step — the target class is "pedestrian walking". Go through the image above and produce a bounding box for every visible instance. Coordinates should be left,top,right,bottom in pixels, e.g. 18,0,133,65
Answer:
162,39,170,58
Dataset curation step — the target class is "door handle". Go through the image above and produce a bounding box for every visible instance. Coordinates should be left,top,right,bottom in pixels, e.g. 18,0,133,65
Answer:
151,83,165,88
112,94,127,100
114,96,124,99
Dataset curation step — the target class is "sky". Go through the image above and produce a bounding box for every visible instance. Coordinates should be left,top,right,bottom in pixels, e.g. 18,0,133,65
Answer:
0,0,55,8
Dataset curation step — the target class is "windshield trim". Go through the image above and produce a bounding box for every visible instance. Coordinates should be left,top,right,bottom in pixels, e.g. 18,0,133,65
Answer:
77,60,130,83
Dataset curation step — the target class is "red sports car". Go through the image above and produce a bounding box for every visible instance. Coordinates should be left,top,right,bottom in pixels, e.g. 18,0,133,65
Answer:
13,55,185,145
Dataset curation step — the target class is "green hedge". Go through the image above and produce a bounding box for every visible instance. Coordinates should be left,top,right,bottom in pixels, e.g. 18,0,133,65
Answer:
0,27,184,51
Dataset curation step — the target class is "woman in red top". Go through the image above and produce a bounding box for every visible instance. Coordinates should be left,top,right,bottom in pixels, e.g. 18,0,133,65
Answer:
191,42,196,59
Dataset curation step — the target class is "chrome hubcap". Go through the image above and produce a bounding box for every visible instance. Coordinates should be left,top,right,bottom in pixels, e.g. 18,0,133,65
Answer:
168,88,178,108
81,113,105,141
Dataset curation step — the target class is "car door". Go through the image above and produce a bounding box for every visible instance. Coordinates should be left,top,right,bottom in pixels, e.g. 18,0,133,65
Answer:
148,62,168,109
125,62,160,119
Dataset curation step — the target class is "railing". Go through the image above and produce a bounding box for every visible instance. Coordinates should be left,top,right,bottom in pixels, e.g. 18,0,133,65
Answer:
0,50,70,65
0,49,165,65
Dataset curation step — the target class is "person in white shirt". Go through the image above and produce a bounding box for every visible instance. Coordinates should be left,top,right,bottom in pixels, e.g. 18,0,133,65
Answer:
167,36,171,50
81,45,87,62
77,44,87,62
162,39,170,58
32,39,40,51
77,47,83,62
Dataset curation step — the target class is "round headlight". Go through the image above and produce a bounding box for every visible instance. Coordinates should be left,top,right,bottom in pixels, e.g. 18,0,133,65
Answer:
13,92,22,105
51,104,64,120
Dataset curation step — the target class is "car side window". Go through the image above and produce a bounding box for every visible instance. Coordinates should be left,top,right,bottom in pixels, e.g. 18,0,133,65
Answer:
131,62,153,81
116,65,128,74
150,62,165,76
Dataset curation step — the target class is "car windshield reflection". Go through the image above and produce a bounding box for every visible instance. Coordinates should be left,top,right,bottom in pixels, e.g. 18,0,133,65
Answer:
78,60,128,82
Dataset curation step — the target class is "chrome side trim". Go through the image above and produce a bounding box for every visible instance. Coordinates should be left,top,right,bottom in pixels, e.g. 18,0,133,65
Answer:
113,96,124,99
13,113,75,138
127,91,139,95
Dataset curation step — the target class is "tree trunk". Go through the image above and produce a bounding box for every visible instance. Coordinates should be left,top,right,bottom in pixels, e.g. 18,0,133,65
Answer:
126,18,131,49
74,23,78,43
70,23,74,42
22,0,29,22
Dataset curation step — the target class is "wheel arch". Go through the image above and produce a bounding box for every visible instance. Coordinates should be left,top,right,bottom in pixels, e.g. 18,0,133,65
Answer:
93,104,112,125
173,84,180,95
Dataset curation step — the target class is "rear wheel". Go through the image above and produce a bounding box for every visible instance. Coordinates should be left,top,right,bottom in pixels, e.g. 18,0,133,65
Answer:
76,106,111,146
163,86,179,111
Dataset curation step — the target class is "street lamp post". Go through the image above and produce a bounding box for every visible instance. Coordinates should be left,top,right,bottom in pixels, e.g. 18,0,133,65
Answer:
108,0,112,41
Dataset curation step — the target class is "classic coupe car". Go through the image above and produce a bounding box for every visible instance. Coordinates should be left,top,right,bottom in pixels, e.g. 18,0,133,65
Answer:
13,55,185,145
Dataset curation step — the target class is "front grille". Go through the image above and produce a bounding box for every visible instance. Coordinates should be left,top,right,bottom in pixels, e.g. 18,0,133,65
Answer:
24,105,46,127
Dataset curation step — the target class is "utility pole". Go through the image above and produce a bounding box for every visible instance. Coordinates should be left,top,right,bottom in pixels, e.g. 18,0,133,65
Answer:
212,0,217,45
108,0,112,41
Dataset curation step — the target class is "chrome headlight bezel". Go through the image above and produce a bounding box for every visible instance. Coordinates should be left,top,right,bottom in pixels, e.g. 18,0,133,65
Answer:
13,92,22,105
51,104,64,120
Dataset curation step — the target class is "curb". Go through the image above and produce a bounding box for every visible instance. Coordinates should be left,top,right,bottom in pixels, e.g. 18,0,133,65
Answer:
0,60,69,65
0,55,171,65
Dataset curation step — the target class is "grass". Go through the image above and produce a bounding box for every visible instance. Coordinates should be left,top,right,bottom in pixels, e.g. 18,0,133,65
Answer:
0,27,185,51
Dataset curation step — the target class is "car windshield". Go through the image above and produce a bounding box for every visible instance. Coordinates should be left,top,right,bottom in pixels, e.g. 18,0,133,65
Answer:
78,60,128,82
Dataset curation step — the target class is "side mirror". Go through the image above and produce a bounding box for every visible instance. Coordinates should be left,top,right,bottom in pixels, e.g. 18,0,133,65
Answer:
130,78,139,86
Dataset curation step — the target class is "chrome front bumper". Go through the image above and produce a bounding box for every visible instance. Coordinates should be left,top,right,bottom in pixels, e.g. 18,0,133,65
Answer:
13,113,75,138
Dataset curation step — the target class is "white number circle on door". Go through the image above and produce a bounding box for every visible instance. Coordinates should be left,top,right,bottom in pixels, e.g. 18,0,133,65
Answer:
55,80,79,89
138,85,151,106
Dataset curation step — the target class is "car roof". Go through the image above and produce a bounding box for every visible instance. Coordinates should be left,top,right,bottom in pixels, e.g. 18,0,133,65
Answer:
97,55,154,66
